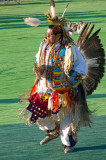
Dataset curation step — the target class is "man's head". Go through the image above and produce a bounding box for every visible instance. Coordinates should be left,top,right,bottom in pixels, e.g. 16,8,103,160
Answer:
46,25,63,44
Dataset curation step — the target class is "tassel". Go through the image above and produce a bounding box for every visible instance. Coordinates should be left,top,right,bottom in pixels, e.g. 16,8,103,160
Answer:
64,92,73,108
52,91,59,113
47,97,53,117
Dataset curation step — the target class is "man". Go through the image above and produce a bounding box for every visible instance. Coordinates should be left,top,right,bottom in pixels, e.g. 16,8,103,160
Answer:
27,24,89,153
19,0,105,154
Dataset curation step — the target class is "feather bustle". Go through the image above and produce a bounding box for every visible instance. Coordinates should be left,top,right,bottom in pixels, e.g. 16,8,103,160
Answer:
76,22,105,95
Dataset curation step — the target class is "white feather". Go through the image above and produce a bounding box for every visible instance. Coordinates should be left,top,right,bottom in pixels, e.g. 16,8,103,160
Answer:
86,58,99,67
77,22,86,34
48,97,53,110
69,31,75,36
24,17,42,27
50,5,56,19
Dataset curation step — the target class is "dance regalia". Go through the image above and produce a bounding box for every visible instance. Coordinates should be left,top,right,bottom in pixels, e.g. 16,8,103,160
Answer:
26,39,83,125
19,1,105,149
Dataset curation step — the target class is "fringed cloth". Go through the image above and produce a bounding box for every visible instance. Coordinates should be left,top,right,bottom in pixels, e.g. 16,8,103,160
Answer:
18,83,92,135
18,84,76,125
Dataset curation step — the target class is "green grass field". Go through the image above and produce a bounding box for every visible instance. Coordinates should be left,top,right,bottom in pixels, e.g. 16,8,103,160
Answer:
0,0,106,159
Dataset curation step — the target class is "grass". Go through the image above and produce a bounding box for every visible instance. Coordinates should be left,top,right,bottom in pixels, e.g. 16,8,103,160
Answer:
0,0,106,159
0,0,106,125
0,116,106,160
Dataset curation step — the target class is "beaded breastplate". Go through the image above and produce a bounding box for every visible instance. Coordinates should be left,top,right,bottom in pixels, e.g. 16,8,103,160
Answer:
38,40,72,94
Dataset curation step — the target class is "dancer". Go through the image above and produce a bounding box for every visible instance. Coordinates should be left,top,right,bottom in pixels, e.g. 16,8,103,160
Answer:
19,0,105,153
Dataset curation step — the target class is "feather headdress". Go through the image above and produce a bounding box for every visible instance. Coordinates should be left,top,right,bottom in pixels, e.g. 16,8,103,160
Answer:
24,0,72,39
45,1,70,28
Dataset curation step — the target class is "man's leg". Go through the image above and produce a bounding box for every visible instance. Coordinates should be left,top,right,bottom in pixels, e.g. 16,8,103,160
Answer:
60,111,77,153
37,117,59,145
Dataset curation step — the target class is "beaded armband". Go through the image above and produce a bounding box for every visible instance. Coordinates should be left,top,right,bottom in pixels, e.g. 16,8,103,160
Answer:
69,71,82,87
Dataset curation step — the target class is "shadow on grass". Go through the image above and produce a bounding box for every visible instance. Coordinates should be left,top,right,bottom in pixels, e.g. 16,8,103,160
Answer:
87,94,106,99
0,10,106,29
0,0,49,7
0,93,106,104
0,23,48,29
75,144,106,152
0,13,48,29
0,0,84,7
0,98,20,103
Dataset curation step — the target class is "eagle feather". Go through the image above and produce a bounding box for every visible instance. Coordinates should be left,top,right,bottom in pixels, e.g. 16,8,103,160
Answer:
50,0,56,19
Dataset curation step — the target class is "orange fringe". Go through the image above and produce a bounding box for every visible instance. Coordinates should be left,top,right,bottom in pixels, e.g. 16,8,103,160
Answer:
64,92,73,108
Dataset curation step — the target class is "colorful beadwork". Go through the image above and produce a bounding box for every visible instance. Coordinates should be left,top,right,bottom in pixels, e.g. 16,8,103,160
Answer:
27,93,48,122
39,40,73,94
69,71,82,87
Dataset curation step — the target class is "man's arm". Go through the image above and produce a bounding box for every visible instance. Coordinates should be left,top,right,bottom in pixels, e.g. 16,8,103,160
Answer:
72,45,88,76
66,45,88,88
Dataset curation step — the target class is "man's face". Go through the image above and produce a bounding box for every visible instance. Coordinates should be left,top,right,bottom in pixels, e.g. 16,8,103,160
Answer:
46,28,61,44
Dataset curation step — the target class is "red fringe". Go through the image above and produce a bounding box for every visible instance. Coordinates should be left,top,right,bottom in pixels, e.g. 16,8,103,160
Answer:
52,91,59,112
30,84,37,99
